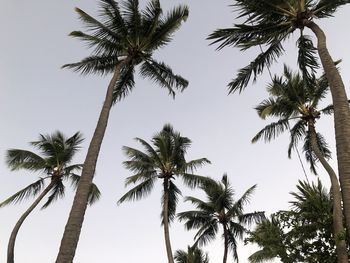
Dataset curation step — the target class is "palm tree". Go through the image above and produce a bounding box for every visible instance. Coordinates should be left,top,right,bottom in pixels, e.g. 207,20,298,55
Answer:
208,0,350,236
251,65,348,262
0,131,100,263
57,1,189,261
178,174,265,263
174,245,210,263
248,179,338,263
118,124,210,263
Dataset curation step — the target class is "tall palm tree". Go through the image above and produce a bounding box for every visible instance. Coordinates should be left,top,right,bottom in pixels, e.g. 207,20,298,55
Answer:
208,0,350,236
0,131,100,263
178,174,265,263
118,124,210,263
174,245,210,263
57,1,189,261
251,65,348,262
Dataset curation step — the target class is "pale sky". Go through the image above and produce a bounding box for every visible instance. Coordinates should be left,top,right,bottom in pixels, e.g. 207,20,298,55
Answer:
1,1,350,262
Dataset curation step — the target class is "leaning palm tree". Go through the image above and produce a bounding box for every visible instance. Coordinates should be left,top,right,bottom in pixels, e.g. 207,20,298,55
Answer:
118,124,210,263
178,174,265,263
57,1,189,261
208,0,350,236
174,245,210,263
252,65,348,262
0,131,100,263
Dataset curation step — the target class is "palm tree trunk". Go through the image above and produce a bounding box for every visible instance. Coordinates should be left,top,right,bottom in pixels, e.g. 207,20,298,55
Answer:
305,20,350,240
55,60,128,263
7,181,55,263
308,121,348,263
163,178,174,263
222,223,228,263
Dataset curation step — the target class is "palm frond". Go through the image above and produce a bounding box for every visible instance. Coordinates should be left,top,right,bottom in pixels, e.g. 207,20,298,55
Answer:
6,149,46,171
140,59,188,97
147,4,189,51
313,0,349,18
252,118,290,143
194,219,219,247
0,179,45,207
297,34,319,82
228,41,285,93
161,180,181,224
41,180,65,209
177,210,212,230
248,249,276,263
287,120,306,158
118,176,156,204
112,63,136,102
62,55,120,75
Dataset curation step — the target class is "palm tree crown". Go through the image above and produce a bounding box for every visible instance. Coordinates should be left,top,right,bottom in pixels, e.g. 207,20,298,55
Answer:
118,124,210,263
208,0,348,93
178,174,265,263
1,131,100,208
174,245,210,263
252,65,335,174
64,0,189,100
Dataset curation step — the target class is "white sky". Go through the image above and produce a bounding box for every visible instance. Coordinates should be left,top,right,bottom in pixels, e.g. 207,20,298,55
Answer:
1,1,350,262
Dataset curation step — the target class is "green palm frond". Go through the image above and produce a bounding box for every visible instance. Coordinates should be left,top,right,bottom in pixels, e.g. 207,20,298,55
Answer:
62,55,120,75
174,245,210,263
297,34,319,82
228,41,285,93
140,59,188,97
229,185,257,216
181,173,213,189
193,219,219,247
287,120,307,158
41,180,65,209
177,210,212,230
303,131,332,175
313,0,349,18
252,118,290,143
227,230,239,262
121,0,141,39
0,179,45,207
239,211,265,226
118,176,157,204
112,63,135,102
161,180,181,224
147,4,189,51
248,249,276,263
6,150,46,172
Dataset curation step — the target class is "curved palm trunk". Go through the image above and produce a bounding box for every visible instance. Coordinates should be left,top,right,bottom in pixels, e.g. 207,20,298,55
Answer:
308,121,348,263
306,20,350,240
163,178,174,263
56,60,128,263
7,181,55,263
222,223,228,263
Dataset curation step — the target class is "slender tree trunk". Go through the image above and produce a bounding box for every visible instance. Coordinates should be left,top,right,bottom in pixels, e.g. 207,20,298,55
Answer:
56,60,128,263
7,181,55,263
222,223,228,263
308,121,348,263
306,20,350,240
163,178,174,263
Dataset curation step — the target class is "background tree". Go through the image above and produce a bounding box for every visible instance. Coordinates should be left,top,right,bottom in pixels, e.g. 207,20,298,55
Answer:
208,0,350,236
247,179,342,263
118,124,210,263
252,65,348,262
174,245,210,263
57,0,189,261
178,174,265,263
0,131,100,263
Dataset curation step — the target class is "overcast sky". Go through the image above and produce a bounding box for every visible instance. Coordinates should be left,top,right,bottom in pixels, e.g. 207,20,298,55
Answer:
1,1,350,262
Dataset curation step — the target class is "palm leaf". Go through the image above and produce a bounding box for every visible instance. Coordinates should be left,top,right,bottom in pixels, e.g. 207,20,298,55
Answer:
6,149,46,171
140,59,188,97
41,180,65,209
252,118,290,143
297,34,319,82
0,179,45,207
118,176,157,204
